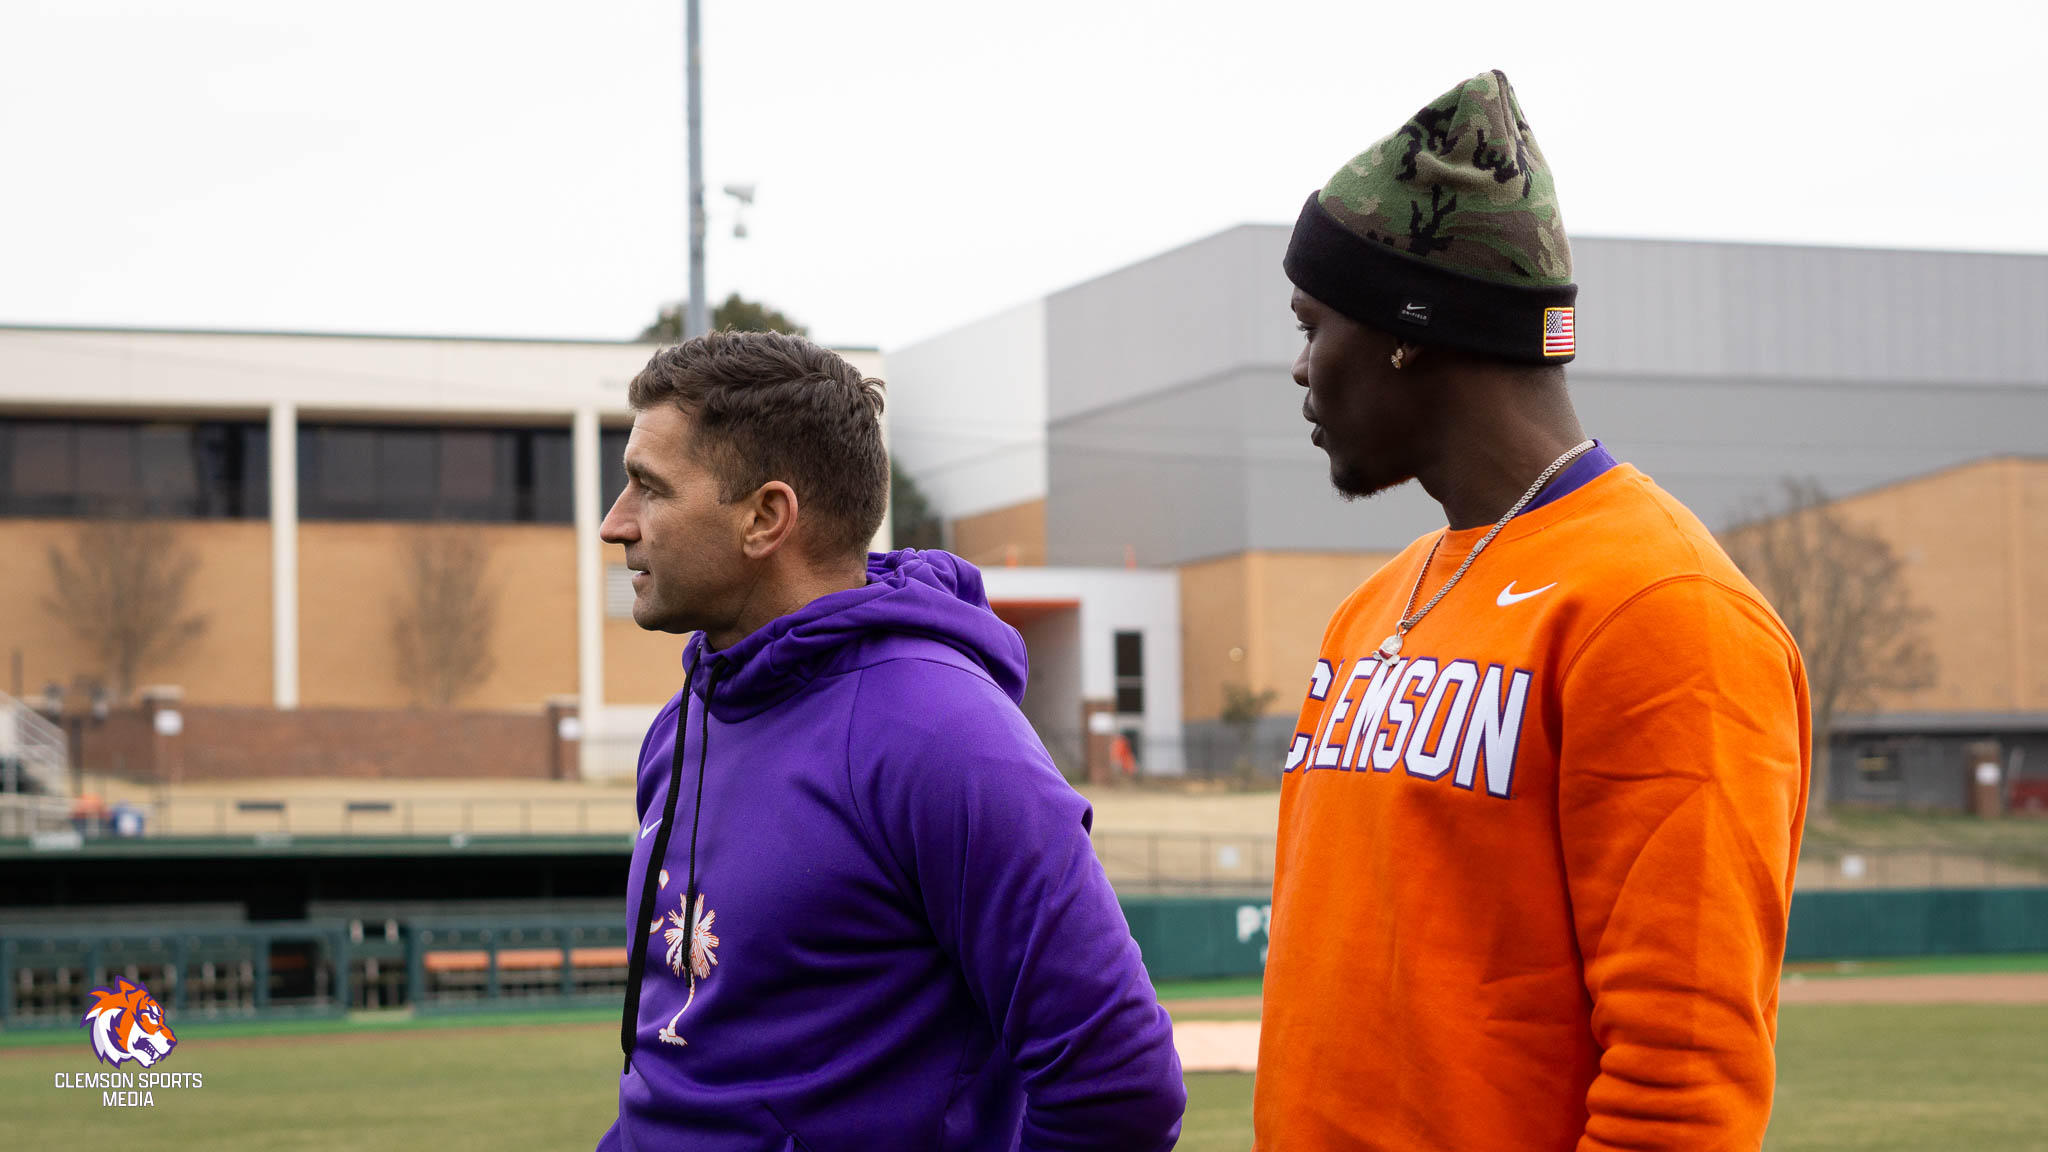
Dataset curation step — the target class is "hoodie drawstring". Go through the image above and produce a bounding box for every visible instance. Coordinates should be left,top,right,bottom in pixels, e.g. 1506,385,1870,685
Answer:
621,650,717,1073
680,661,718,987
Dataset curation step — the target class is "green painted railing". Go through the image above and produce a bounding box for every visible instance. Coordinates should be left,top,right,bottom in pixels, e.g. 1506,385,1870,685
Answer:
1783,887,2048,960
0,915,631,1029
5,888,2041,1026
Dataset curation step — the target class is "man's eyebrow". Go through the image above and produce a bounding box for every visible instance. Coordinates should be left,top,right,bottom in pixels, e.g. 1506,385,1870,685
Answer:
623,458,656,486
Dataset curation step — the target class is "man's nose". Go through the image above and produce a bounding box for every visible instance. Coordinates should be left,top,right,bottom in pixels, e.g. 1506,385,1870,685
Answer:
599,500,634,543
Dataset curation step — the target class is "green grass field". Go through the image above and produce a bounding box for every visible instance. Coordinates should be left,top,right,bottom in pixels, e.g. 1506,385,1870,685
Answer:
8,1000,2046,1150
4,988,2048,1147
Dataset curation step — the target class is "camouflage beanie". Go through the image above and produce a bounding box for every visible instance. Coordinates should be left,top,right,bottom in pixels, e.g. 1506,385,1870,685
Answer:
1283,70,1577,365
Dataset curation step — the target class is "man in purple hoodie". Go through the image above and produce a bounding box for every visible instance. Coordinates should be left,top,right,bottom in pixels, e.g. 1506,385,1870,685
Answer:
595,331,1184,1151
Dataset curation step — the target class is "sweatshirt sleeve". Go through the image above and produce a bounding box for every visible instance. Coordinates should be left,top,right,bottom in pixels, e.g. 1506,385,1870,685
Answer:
1558,576,1809,1152
850,663,1186,1152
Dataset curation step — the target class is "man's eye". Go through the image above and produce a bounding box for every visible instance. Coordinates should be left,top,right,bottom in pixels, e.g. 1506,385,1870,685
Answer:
1296,322,1314,337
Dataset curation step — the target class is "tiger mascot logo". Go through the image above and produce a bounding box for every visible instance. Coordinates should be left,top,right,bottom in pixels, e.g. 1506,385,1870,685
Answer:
81,977,177,1068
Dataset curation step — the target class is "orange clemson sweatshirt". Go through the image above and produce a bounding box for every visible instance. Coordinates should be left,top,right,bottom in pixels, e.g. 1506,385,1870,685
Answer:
1254,463,1809,1152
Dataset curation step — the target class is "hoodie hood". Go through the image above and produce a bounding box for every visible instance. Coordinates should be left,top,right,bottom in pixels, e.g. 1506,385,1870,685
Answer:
683,549,1027,721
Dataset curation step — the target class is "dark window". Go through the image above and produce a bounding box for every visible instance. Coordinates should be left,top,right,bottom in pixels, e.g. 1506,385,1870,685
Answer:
310,427,378,515
75,425,132,499
1856,745,1903,784
533,432,574,523
10,424,73,501
297,423,573,523
138,426,198,510
439,431,498,508
377,428,437,520
190,421,269,517
0,418,269,518
1114,630,1145,715
600,428,630,517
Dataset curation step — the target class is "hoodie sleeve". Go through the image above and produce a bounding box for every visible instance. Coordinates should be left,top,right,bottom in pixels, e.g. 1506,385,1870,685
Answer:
849,662,1185,1152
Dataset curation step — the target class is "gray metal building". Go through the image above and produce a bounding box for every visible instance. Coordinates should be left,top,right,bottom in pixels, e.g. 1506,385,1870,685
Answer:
1039,226,2048,565
889,227,2048,803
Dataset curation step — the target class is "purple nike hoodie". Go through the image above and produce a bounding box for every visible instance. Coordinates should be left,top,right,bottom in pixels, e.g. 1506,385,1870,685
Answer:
599,549,1184,1152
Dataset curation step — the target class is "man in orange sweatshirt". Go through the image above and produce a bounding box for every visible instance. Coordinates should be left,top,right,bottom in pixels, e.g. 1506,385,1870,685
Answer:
1255,71,1810,1151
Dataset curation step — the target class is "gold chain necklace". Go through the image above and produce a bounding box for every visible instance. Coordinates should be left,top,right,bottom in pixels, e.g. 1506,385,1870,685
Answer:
1370,439,1595,664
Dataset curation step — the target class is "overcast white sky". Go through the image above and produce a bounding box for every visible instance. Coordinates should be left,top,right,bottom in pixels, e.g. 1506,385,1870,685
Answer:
1,0,2041,351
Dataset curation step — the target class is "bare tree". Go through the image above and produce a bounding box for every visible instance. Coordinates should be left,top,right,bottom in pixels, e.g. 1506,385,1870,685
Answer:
1221,681,1279,784
44,518,209,698
392,531,499,708
1721,478,1935,814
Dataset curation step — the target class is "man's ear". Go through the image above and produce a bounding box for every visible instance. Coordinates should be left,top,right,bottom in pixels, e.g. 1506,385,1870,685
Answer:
740,481,799,561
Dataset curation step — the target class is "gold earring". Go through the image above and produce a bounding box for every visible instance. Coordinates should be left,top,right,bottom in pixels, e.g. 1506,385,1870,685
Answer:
1390,348,1405,369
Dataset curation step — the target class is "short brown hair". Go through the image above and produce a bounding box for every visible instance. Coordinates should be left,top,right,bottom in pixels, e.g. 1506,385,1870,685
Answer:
628,330,888,560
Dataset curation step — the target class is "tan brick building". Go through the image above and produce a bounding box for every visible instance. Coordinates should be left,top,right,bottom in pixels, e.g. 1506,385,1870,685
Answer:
0,326,886,781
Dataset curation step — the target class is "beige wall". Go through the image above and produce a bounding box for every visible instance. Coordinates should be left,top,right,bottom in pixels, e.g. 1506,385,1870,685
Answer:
1180,550,1393,723
951,498,1046,568
1177,460,2047,727
606,618,689,706
0,518,272,705
298,522,577,710
1179,554,1250,724
14,460,2035,730
1829,457,2047,714
1182,461,2048,725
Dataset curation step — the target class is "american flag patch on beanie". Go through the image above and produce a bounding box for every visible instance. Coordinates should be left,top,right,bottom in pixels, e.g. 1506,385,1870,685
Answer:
1543,307,1574,357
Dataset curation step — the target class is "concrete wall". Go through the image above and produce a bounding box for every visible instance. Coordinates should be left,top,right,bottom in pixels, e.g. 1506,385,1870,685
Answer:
1044,226,1288,423
1046,365,1448,567
1014,609,1082,773
0,326,649,417
883,300,1045,520
983,566,1182,775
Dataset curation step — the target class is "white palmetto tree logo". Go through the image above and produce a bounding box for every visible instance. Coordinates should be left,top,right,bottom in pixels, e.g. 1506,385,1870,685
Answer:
652,891,719,1047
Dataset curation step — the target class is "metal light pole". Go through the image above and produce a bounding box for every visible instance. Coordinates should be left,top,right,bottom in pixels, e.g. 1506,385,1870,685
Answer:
684,0,709,340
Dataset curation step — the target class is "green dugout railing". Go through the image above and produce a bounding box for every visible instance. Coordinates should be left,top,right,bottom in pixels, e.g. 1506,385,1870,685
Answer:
0,915,632,1030
4,888,2043,1026
0,921,351,1029
1120,895,1272,982
1116,888,2048,982
1783,887,2048,960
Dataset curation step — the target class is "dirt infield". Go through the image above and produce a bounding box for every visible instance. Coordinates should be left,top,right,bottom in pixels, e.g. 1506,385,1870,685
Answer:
1779,971,2048,1005
1164,971,2048,1071
1172,1019,1262,1073
1165,996,1264,1020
